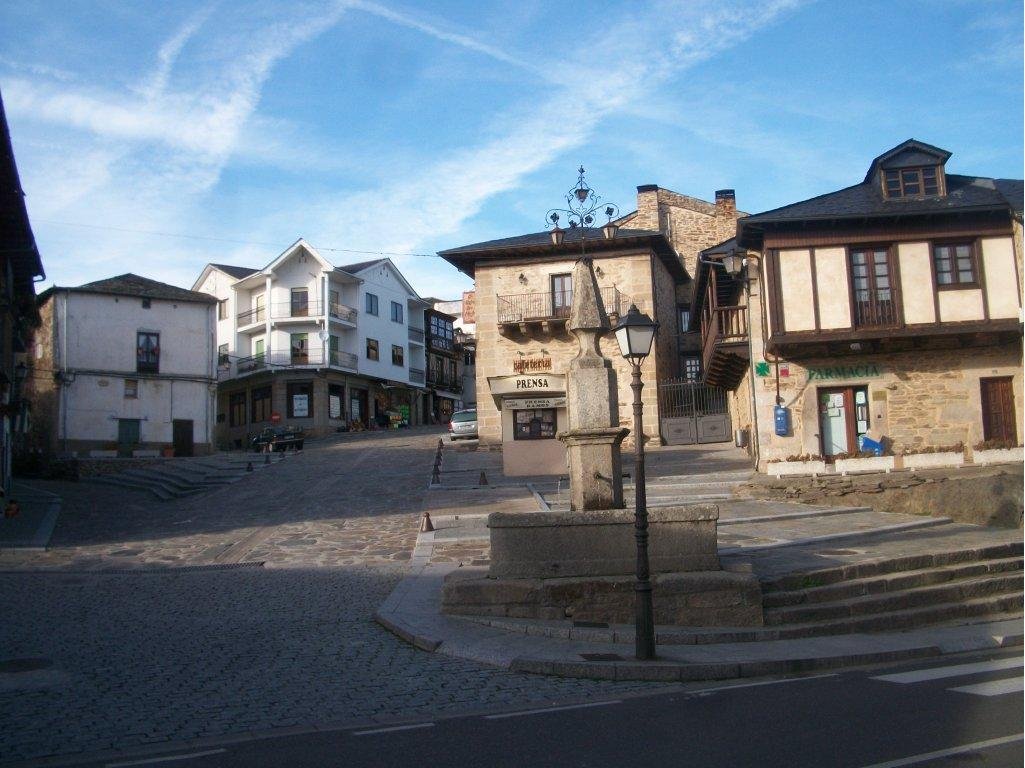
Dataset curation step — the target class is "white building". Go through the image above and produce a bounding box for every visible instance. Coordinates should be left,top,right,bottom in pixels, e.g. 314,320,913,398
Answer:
193,239,429,446
29,274,217,456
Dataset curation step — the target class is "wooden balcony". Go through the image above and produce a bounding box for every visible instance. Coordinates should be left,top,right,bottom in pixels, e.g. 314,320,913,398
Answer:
701,305,749,389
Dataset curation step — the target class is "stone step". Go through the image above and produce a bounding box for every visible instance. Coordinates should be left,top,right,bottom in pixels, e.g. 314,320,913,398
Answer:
89,474,178,501
121,468,200,491
761,542,1024,593
764,572,1023,626
763,557,1023,608
771,594,1024,639
642,472,752,486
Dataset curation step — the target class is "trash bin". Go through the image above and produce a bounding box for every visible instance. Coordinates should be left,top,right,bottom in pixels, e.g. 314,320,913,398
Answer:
735,428,749,448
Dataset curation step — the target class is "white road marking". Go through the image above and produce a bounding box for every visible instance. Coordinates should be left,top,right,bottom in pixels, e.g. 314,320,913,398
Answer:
484,700,622,719
105,749,227,767
693,673,837,695
872,656,1023,684
950,676,1025,697
856,734,1023,768
353,722,435,736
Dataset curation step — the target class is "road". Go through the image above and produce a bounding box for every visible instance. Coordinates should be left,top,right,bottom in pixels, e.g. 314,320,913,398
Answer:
77,649,1024,768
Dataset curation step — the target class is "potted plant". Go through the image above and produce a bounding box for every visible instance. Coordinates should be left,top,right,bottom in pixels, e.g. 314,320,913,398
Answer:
971,439,1024,465
900,442,965,470
834,449,896,474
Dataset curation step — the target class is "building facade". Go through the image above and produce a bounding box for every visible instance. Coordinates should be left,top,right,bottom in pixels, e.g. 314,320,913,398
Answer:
432,291,477,409
439,226,687,475
424,307,461,422
0,90,46,494
695,140,1023,470
194,241,428,447
29,275,217,457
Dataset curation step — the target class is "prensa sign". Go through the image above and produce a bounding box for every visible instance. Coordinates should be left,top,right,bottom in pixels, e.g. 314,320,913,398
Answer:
487,373,567,398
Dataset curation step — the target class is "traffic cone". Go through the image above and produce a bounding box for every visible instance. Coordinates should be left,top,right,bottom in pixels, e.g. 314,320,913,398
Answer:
420,511,435,532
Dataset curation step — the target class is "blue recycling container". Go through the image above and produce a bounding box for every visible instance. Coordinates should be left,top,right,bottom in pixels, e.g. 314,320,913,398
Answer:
858,435,883,456
773,405,790,437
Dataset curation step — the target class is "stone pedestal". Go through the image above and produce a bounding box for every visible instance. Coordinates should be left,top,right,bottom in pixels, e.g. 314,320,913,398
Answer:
561,427,628,511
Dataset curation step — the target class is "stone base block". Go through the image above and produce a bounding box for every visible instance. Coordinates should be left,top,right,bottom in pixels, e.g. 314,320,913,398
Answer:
442,569,764,627
488,504,719,578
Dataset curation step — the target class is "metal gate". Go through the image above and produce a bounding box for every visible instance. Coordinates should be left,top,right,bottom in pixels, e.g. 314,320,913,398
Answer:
657,380,731,445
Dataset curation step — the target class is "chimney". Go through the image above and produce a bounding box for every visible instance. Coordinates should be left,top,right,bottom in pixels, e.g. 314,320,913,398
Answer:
634,184,662,231
714,189,736,217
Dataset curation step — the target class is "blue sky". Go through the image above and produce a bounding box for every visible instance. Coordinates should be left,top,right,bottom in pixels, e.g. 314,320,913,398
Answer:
1,0,1022,299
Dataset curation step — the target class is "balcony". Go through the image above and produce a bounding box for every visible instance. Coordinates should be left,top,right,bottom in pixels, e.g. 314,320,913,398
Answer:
329,302,358,324
496,286,628,335
700,305,749,389
409,367,425,385
228,348,358,378
237,307,266,328
408,327,425,345
427,373,461,393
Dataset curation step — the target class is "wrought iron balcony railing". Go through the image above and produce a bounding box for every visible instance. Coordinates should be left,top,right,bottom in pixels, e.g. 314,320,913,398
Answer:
427,373,462,393
237,307,266,326
409,367,425,384
231,348,358,376
496,286,628,324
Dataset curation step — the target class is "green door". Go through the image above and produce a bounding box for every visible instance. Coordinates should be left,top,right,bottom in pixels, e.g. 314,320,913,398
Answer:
117,419,141,457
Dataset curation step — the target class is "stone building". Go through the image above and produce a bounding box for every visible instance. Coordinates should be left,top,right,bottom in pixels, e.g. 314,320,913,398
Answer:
439,226,687,475
424,306,461,422
194,241,429,447
431,292,476,409
0,90,46,493
694,139,1023,470
30,275,217,457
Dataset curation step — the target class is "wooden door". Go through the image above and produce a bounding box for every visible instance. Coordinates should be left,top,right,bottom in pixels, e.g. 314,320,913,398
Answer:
173,419,194,457
117,419,140,458
980,377,1017,444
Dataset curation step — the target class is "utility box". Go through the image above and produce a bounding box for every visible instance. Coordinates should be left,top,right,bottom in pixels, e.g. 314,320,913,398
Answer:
773,405,790,437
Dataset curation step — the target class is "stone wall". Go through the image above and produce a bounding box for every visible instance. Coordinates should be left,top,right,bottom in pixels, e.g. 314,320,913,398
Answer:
25,296,60,454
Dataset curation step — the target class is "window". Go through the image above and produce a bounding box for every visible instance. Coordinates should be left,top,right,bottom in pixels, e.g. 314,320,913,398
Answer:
218,343,229,365
429,354,442,383
391,301,403,323
933,243,977,287
329,289,340,314
251,385,272,423
290,333,309,364
463,350,475,366
513,408,557,440
142,298,152,309
329,384,344,420
392,345,404,366
328,334,339,365
883,166,940,198
365,292,379,315
682,357,701,381
850,247,897,327
287,382,313,418
366,338,379,361
124,379,138,399
679,304,692,332
429,315,454,351
254,338,265,360
291,289,309,317
448,359,457,383
551,273,572,318
229,391,247,427
218,300,228,320
136,332,159,373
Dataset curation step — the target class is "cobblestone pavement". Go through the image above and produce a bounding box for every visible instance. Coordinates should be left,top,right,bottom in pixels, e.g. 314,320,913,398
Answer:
0,430,669,764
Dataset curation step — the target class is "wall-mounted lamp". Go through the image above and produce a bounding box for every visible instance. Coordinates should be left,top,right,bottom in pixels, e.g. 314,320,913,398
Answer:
518,273,528,285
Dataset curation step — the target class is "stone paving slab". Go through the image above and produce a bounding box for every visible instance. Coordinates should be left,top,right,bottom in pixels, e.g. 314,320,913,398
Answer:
0,483,60,550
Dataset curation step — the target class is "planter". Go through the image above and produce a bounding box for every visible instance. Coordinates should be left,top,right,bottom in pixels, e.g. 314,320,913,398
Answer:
161,447,175,458
972,446,1024,466
834,455,896,474
767,460,827,477
902,451,965,470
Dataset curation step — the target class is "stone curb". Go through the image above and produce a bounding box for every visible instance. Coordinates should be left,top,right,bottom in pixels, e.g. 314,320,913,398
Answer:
718,516,953,554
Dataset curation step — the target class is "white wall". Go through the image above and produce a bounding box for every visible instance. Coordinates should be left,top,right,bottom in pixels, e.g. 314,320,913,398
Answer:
355,262,425,384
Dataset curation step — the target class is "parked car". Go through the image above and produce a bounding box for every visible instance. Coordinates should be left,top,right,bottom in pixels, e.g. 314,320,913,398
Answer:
449,409,478,440
251,426,305,452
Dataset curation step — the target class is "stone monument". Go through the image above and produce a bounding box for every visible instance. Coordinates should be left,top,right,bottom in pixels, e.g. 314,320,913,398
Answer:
442,259,763,627
558,258,628,511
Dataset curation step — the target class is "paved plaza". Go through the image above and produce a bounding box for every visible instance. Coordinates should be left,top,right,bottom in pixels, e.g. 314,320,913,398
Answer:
0,429,669,765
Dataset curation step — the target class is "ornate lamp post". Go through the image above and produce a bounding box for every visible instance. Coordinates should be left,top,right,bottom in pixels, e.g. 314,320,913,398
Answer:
612,304,659,660
546,166,620,251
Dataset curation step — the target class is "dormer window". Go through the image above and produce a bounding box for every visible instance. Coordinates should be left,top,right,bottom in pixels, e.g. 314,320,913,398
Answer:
883,166,941,198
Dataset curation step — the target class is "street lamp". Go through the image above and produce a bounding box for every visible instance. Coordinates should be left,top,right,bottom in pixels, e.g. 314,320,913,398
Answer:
546,166,621,259
612,303,659,660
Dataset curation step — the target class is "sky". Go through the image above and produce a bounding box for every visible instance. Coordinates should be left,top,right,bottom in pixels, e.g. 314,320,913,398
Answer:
1,0,1022,300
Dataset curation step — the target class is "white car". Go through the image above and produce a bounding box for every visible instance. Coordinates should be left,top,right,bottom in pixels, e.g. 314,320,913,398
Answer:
449,409,478,440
